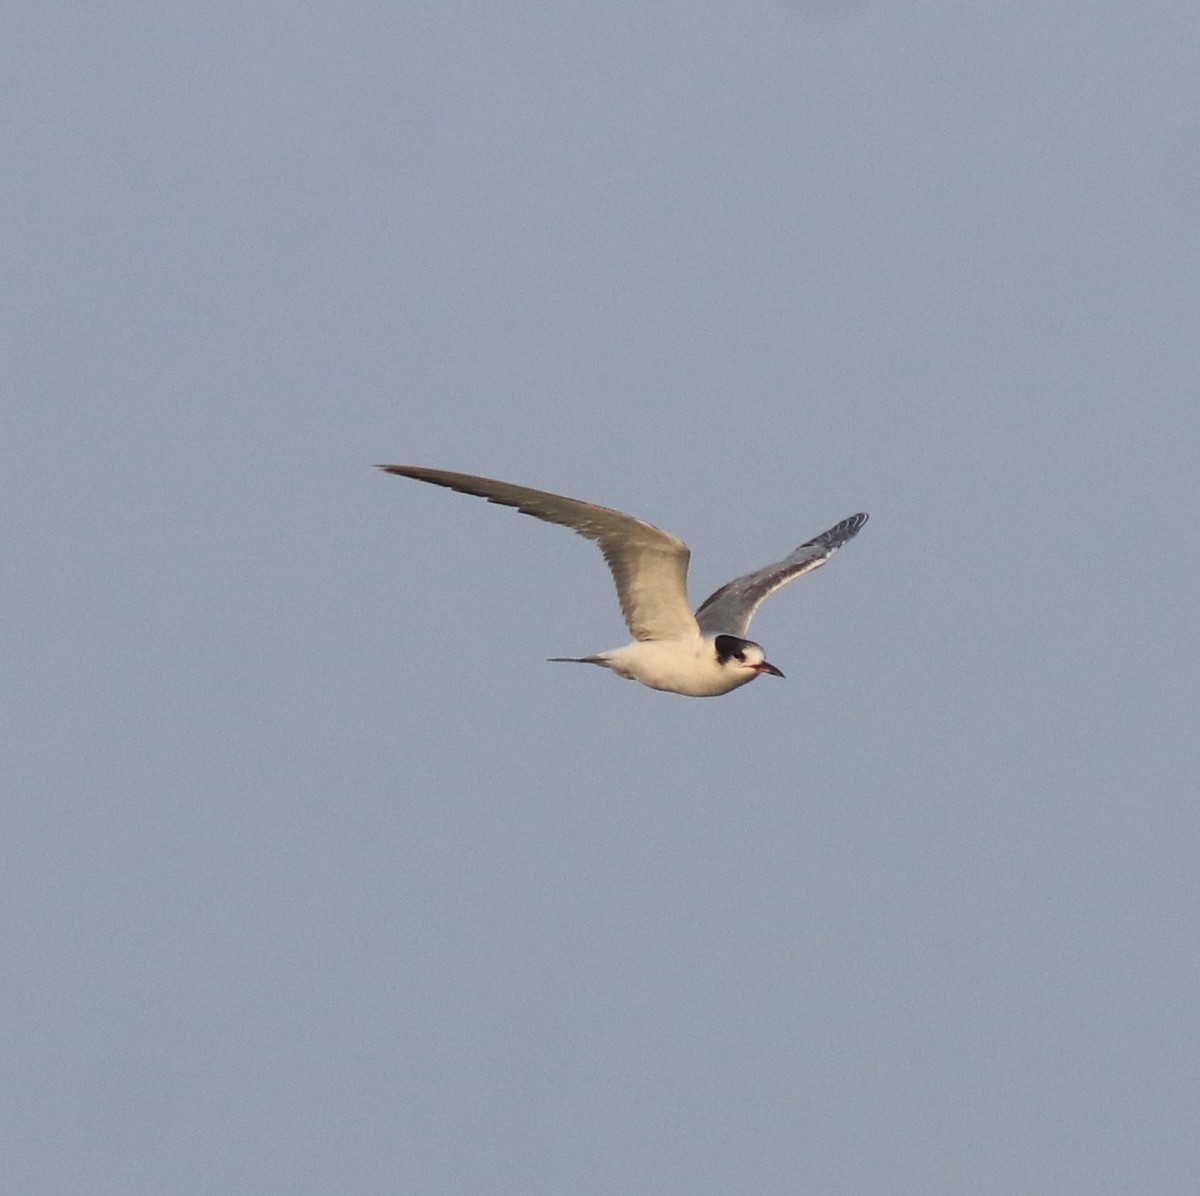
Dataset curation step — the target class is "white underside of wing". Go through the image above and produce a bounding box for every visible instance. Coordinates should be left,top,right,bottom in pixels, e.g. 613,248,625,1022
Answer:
379,465,700,641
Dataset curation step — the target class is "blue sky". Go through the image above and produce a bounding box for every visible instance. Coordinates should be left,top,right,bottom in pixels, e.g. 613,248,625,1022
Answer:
6,2,1200,1192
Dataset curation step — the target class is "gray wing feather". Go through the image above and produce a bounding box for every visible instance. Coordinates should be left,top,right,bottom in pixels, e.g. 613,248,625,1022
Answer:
378,465,697,641
695,513,868,637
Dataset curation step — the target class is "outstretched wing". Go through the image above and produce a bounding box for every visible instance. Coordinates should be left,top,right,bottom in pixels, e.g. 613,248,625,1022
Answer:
378,465,698,641
695,513,868,637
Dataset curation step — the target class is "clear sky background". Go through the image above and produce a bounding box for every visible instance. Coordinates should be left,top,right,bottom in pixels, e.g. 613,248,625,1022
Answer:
6,2,1199,1192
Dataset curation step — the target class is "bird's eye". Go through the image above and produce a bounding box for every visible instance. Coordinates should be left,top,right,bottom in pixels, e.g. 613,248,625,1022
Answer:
734,650,745,661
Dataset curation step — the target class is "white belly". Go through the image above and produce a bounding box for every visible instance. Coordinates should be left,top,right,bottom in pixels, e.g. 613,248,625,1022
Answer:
602,638,756,697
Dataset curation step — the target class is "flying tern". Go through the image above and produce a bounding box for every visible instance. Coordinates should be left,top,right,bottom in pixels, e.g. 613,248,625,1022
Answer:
379,465,867,697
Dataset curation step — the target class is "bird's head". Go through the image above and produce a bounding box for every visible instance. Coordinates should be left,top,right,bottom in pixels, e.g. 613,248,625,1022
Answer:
713,634,785,680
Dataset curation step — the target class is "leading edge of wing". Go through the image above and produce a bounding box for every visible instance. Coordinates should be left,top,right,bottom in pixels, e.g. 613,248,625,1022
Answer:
376,466,674,544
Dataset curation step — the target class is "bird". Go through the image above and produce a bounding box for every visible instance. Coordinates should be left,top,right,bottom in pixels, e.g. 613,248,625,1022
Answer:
378,464,867,697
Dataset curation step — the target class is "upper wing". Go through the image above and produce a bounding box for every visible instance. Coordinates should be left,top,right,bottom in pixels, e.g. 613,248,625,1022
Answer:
695,513,868,637
378,465,698,641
